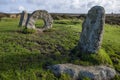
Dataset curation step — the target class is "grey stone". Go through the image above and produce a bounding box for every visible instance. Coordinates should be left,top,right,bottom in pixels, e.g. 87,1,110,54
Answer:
19,11,28,27
26,10,53,31
48,64,116,80
78,6,105,53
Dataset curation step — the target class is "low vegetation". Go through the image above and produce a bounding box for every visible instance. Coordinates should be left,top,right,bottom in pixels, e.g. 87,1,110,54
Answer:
22,28,36,34
71,48,113,66
0,17,120,80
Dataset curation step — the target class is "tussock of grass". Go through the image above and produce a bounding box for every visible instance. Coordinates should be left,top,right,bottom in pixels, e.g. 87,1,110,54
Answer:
22,28,36,34
72,49,113,66
97,49,113,66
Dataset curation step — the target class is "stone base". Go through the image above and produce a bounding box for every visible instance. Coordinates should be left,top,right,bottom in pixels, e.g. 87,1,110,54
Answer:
48,64,116,80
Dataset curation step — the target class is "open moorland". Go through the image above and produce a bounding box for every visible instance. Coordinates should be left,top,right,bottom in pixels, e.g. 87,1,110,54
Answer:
0,16,120,80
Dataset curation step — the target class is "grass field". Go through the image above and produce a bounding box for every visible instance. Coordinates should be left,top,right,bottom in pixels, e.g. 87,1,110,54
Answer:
0,18,120,80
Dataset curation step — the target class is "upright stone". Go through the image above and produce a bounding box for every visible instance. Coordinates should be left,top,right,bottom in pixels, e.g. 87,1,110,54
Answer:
78,6,105,53
19,11,28,27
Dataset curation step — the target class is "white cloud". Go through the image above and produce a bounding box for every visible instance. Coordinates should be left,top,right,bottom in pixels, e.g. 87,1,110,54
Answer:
72,0,81,8
11,0,16,2
0,0,120,13
18,6,25,11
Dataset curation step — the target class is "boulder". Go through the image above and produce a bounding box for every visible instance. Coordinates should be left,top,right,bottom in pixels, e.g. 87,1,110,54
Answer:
48,64,116,80
78,6,105,53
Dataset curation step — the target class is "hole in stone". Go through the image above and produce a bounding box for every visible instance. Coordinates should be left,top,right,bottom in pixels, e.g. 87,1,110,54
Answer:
35,19,45,29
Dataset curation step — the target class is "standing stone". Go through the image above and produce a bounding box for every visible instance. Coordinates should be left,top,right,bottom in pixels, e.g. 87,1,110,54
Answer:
26,10,53,31
19,11,28,27
78,6,105,53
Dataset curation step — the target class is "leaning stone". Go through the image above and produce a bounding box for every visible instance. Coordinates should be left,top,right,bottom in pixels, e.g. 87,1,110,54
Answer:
19,11,28,27
78,6,105,53
48,64,116,80
26,10,53,31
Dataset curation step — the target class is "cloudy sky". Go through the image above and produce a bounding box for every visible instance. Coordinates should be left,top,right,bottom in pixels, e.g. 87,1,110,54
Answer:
0,0,120,13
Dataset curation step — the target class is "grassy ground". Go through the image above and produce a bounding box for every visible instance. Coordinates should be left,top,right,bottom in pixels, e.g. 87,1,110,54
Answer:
0,18,120,80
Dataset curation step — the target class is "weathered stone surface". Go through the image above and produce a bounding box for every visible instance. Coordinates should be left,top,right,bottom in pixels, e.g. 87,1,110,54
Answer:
78,6,105,53
26,10,53,31
19,11,28,27
48,64,116,80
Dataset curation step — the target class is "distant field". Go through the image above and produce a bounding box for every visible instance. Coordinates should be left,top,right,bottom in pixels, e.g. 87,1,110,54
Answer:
0,18,120,80
0,12,120,25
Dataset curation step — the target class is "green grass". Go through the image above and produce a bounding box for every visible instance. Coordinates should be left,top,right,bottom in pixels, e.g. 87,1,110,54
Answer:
22,28,36,34
102,24,120,72
35,19,45,28
0,18,120,80
72,49,113,66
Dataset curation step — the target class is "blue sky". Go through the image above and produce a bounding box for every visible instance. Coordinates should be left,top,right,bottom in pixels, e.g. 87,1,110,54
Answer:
0,0,120,13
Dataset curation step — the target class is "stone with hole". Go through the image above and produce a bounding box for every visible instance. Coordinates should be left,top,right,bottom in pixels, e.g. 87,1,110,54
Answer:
78,6,105,53
26,10,53,31
19,11,28,27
